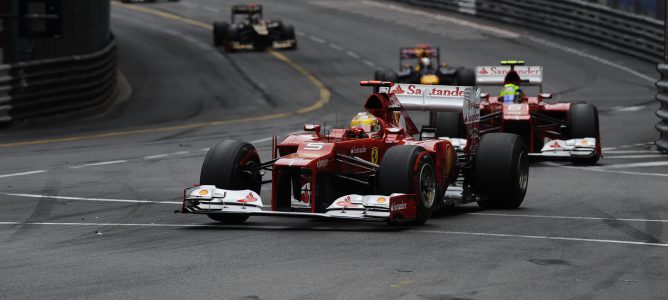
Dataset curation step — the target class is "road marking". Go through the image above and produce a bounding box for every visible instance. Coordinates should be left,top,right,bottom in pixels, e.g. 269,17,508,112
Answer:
295,31,305,37
390,280,416,288
0,220,664,247
251,136,274,144
309,36,326,44
417,230,668,248
362,60,375,67
362,0,520,38
1,193,181,205
554,163,668,177
0,170,48,178
469,212,668,223
144,154,169,160
268,50,331,114
0,4,331,149
604,150,657,154
329,43,344,51
70,160,128,169
171,151,190,155
604,155,666,159
598,161,668,169
346,51,360,59
200,148,211,152
610,105,646,112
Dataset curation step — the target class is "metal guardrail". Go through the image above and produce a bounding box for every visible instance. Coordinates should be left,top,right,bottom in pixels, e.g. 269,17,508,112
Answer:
656,64,668,152
393,0,664,62
0,36,117,125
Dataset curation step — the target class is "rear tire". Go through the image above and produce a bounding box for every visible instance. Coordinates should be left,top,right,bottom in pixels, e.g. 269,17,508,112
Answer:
569,103,600,165
200,140,261,224
474,133,528,209
377,146,439,225
455,67,476,86
374,69,384,81
383,70,399,83
435,112,466,139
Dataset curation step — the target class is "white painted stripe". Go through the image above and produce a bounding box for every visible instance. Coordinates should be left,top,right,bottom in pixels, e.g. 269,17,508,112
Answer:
418,230,668,247
610,105,646,112
362,60,375,67
346,51,360,59
1,193,181,204
604,155,666,159
172,151,190,155
555,164,668,177
309,36,325,44
251,136,274,144
0,220,663,247
469,212,668,223
604,150,656,154
329,43,344,51
295,31,305,37
0,170,48,178
200,147,211,152
144,154,169,160
70,160,128,169
598,161,668,169
362,0,520,38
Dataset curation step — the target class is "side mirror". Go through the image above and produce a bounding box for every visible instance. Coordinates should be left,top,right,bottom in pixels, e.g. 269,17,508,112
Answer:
304,124,321,136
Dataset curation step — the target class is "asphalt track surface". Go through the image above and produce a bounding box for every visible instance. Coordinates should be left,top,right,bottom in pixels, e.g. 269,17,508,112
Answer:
1,0,667,299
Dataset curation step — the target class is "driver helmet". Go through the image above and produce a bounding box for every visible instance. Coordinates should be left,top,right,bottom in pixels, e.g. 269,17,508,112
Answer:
420,57,431,68
349,112,380,134
250,14,262,24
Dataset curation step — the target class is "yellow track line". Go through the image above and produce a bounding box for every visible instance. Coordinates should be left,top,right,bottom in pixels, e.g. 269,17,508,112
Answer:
1,3,330,148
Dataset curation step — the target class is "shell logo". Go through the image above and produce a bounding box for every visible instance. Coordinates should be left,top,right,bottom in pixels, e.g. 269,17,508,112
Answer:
377,197,386,204
198,190,209,196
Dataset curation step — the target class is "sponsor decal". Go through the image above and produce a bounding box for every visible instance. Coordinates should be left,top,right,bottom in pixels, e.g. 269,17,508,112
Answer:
481,66,542,76
508,104,523,111
351,146,367,154
198,190,209,196
303,142,325,151
392,201,407,211
370,147,379,164
579,139,590,145
376,197,386,204
392,85,405,94
391,84,466,97
336,196,359,208
478,67,489,75
316,159,329,169
549,142,562,149
237,193,258,203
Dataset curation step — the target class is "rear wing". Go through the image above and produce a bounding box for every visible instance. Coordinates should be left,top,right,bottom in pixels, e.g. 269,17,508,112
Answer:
231,4,263,14
400,46,439,59
475,66,543,86
388,83,479,119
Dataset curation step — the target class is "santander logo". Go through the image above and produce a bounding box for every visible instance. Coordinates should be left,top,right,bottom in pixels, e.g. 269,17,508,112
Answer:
392,85,405,94
237,193,258,203
478,67,489,75
392,84,465,97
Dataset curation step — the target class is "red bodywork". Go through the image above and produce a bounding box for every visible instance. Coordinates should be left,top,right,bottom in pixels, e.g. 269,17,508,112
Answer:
269,82,460,213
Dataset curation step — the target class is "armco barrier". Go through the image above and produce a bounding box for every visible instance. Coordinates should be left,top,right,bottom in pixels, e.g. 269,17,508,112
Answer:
393,0,663,62
656,64,668,152
0,36,117,125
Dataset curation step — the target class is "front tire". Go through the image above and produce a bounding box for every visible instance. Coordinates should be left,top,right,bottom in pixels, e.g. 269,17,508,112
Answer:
569,103,600,165
200,140,261,224
474,133,529,209
377,146,439,225
213,22,229,47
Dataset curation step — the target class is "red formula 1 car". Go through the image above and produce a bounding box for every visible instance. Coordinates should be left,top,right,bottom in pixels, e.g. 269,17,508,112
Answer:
435,61,601,164
180,81,528,225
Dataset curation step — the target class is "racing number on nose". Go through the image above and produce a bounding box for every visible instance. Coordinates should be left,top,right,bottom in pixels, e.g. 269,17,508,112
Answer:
371,147,379,164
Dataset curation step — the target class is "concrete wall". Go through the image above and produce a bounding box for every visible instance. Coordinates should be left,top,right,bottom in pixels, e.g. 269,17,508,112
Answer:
19,0,110,61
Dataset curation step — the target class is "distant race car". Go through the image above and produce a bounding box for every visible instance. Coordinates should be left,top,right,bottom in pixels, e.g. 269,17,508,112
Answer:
212,4,297,52
179,81,528,225
434,60,601,164
374,45,476,86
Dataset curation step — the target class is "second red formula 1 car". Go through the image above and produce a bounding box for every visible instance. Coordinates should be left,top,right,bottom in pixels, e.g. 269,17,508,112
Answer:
435,61,601,164
180,81,529,225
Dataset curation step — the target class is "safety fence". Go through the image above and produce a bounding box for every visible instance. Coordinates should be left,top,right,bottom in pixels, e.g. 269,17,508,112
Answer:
0,36,117,125
392,0,663,63
656,64,668,151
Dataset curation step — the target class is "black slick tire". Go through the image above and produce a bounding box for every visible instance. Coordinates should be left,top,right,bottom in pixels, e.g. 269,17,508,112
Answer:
200,140,261,224
474,133,529,209
213,22,229,47
455,67,476,86
569,103,600,165
377,146,439,225
435,112,466,139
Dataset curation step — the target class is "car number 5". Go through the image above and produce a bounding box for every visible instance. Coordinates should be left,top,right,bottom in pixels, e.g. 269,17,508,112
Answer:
304,143,325,151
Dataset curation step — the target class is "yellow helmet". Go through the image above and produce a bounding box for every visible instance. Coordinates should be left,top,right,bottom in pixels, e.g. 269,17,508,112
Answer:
349,112,380,133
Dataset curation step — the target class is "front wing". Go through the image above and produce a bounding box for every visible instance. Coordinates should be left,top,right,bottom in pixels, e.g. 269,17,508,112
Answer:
531,138,599,160
228,39,297,50
181,185,417,223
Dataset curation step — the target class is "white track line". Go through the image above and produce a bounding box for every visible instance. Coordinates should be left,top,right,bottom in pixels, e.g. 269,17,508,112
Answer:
469,212,668,223
598,161,668,169
0,220,663,247
605,155,666,159
346,51,360,59
557,164,668,177
70,160,128,169
1,193,181,204
308,36,325,44
604,150,657,154
0,170,48,178
171,151,190,155
417,230,668,248
329,43,344,51
144,154,169,160
251,136,274,144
